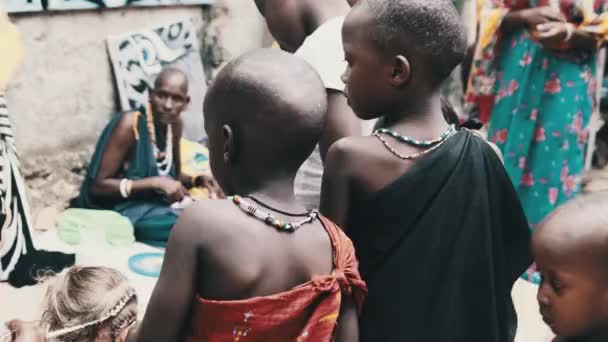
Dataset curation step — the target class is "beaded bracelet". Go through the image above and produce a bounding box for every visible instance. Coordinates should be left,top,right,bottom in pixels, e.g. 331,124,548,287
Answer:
119,179,132,199
564,23,575,42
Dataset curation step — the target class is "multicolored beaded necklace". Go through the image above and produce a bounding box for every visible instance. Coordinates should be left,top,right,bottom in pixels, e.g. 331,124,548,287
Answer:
372,125,457,160
146,104,173,176
230,195,318,232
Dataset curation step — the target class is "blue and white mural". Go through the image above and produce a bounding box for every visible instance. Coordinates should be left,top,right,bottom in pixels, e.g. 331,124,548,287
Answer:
107,19,208,142
1,0,213,13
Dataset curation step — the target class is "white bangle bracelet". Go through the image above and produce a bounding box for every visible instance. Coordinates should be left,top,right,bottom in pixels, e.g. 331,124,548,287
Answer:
564,23,575,42
119,178,129,198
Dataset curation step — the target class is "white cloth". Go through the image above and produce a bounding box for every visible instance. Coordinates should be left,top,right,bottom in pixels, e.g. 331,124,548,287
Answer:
294,146,324,210
295,16,347,92
294,16,375,210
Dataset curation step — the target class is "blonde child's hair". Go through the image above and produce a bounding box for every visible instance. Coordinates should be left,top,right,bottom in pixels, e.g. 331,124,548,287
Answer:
41,266,137,341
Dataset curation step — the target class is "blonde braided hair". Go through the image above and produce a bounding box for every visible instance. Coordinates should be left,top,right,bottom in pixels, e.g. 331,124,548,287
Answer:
41,266,138,342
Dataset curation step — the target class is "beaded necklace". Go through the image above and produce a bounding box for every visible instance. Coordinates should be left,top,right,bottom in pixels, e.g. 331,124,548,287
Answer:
231,195,318,232
373,125,457,160
146,104,173,176
374,125,456,147
247,195,311,216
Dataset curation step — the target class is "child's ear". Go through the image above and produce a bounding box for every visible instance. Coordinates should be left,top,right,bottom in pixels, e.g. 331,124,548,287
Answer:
390,55,411,87
222,124,234,163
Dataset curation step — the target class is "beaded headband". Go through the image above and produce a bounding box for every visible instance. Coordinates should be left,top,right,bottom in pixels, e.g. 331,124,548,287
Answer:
46,288,137,340
111,314,137,342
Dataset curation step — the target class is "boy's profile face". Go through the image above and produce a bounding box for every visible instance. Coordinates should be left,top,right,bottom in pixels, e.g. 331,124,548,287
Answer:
532,227,608,339
341,1,394,120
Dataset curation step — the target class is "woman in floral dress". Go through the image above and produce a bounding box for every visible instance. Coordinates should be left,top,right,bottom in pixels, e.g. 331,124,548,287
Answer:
466,0,608,283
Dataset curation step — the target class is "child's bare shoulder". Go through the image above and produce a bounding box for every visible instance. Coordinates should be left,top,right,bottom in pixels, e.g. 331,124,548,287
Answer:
324,135,391,188
326,135,381,168
172,199,242,248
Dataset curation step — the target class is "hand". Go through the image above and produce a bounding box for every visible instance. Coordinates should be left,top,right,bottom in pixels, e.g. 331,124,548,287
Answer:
154,177,188,203
520,6,566,28
5,321,45,342
535,22,572,49
194,175,225,199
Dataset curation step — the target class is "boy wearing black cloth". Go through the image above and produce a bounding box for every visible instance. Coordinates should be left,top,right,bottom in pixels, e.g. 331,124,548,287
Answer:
320,0,532,341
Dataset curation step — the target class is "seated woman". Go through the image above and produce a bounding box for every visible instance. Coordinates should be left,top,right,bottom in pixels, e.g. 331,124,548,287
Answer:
75,68,220,247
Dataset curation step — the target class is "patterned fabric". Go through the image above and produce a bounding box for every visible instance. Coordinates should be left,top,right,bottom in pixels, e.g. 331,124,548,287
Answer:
0,93,74,287
0,91,21,280
466,0,608,122
186,215,367,342
466,0,608,284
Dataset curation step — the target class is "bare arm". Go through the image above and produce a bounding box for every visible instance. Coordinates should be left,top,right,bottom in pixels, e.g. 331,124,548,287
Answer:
263,0,309,53
335,295,359,342
501,7,566,33
89,113,187,203
89,113,162,199
135,207,201,341
568,29,598,50
318,90,362,162
502,10,532,32
320,140,352,229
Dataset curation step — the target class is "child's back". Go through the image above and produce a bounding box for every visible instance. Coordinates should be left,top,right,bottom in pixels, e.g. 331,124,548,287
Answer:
321,1,531,341
136,49,366,342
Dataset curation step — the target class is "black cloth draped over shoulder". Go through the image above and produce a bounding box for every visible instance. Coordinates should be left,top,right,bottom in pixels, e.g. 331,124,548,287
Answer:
348,130,532,342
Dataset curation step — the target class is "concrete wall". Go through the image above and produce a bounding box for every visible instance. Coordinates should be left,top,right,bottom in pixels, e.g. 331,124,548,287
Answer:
7,7,208,155
203,0,271,79
3,0,478,220
3,1,269,218
216,0,271,58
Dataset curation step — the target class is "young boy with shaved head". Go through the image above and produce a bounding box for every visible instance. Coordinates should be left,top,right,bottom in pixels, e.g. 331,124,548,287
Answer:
321,0,531,340
134,49,366,342
533,193,608,342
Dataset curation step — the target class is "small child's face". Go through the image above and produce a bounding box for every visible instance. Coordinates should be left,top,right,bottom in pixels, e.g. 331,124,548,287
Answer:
532,232,608,339
341,1,394,120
